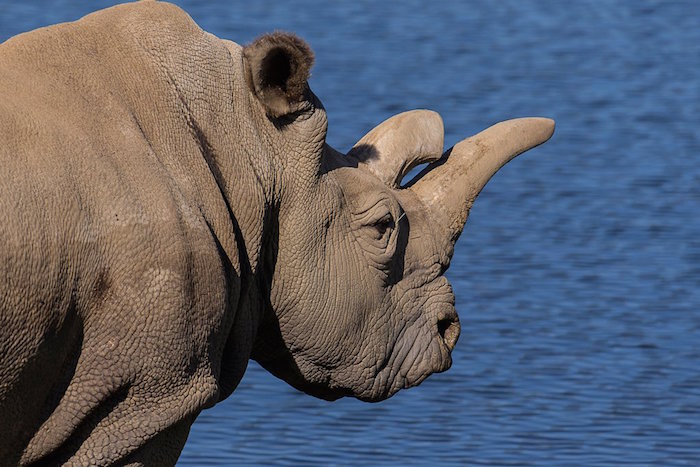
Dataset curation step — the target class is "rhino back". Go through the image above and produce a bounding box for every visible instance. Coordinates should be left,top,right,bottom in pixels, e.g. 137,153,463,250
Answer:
0,3,251,464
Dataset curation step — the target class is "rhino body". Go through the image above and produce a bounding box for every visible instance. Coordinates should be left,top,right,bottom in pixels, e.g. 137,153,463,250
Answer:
0,2,553,465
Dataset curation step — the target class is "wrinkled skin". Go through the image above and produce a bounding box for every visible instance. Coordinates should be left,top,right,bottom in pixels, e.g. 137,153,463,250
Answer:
0,2,554,466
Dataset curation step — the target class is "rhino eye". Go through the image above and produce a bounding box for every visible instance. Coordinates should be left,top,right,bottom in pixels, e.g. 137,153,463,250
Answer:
373,213,394,238
352,205,399,268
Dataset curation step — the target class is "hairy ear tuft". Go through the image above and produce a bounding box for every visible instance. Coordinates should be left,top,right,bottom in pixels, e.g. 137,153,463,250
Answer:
243,32,314,118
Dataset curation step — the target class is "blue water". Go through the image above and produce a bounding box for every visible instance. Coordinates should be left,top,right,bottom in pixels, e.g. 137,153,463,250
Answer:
2,1,699,465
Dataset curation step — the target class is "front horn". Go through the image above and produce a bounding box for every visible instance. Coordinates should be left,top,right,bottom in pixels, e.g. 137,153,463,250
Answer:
410,117,555,245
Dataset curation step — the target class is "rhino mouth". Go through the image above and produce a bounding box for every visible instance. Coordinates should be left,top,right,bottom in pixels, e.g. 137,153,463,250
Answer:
352,292,460,402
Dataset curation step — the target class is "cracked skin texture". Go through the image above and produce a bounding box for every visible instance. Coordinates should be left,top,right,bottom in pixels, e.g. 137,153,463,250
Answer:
0,3,257,464
0,1,555,465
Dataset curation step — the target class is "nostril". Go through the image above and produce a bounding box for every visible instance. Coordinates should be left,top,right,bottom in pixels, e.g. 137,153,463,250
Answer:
437,318,450,338
437,317,460,351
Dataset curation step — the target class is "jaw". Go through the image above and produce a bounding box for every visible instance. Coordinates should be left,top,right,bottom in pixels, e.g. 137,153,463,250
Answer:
338,300,459,402
254,317,456,403
254,240,460,402
358,332,455,402
358,279,460,401
253,348,351,401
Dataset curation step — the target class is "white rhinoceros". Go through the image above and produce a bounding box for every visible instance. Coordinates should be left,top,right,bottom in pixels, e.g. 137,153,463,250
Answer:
0,2,554,465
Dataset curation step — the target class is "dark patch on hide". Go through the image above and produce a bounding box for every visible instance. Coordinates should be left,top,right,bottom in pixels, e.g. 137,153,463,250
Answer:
346,143,381,165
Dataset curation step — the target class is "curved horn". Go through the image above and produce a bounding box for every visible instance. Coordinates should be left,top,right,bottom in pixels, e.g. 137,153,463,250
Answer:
347,110,444,188
411,117,555,244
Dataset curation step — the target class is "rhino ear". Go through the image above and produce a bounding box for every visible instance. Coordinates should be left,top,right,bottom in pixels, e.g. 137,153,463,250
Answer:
243,32,314,118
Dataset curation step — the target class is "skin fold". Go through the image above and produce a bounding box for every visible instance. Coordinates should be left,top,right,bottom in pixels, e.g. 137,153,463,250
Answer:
0,2,554,465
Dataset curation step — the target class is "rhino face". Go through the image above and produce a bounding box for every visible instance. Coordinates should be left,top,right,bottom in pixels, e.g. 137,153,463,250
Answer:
261,153,461,402
242,33,554,401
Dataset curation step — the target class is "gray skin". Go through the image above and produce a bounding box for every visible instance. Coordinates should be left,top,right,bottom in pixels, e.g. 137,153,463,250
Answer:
0,2,554,466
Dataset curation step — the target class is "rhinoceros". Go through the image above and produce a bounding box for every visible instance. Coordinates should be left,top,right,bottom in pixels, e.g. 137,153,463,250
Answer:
0,2,554,465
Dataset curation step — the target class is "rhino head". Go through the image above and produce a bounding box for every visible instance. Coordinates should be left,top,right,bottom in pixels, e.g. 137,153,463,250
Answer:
240,33,555,401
